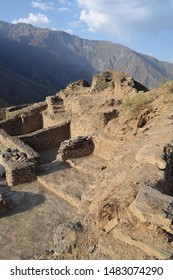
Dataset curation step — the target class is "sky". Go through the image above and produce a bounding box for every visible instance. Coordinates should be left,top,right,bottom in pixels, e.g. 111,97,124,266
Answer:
0,0,173,62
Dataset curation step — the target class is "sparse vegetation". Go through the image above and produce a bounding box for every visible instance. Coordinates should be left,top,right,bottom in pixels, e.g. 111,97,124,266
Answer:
124,93,152,115
162,81,173,93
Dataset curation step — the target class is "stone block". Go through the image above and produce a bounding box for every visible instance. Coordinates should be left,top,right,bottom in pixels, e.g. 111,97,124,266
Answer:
135,144,166,170
5,161,36,186
129,186,173,233
113,227,173,260
57,136,94,161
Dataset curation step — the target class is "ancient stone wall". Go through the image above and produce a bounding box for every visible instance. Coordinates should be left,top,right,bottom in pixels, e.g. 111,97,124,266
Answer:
0,116,22,136
71,109,118,137
0,106,45,136
42,111,70,128
0,129,39,186
57,136,94,161
5,102,47,119
3,160,36,187
0,129,39,162
19,121,71,151
46,95,64,115
5,104,30,118
21,111,43,134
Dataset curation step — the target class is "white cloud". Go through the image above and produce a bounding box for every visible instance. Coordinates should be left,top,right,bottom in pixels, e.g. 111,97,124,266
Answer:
31,1,55,11
59,0,72,6
80,10,108,31
58,7,70,12
77,0,173,39
12,13,50,25
69,20,82,28
63,28,74,34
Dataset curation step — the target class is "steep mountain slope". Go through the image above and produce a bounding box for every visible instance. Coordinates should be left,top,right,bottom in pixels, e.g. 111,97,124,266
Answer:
1,20,173,106
55,37,173,89
0,21,95,106
0,62,53,107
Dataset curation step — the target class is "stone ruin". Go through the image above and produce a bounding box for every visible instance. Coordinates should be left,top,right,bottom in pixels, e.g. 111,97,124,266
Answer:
57,136,95,161
0,71,173,260
0,73,133,187
0,80,96,187
0,146,36,186
0,71,173,196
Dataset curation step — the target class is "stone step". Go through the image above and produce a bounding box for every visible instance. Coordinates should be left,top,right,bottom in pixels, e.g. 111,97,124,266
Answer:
37,160,94,209
94,234,152,260
112,225,173,260
67,154,108,179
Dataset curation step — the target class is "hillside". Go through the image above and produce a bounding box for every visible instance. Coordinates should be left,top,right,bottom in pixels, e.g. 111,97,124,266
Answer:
1,20,173,106
0,71,173,260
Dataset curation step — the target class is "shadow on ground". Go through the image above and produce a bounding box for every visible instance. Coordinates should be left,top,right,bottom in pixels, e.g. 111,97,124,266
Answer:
36,160,71,176
0,188,45,218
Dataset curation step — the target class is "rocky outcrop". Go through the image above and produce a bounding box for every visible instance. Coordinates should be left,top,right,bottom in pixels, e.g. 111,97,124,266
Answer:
129,186,173,234
57,136,95,161
66,80,90,91
112,227,173,260
135,144,166,170
91,71,148,94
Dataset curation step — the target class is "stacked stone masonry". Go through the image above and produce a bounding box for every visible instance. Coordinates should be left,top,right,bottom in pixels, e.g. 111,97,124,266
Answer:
57,136,94,161
0,102,47,136
19,121,71,151
4,161,36,187
0,116,71,185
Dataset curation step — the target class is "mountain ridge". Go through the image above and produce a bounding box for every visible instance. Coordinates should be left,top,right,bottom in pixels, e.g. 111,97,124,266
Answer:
0,20,173,106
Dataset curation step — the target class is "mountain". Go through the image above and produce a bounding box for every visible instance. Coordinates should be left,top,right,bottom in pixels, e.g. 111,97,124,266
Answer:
0,20,173,106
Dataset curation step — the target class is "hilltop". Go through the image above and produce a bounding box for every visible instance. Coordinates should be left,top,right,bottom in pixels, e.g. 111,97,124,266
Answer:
1,20,173,106
0,70,173,260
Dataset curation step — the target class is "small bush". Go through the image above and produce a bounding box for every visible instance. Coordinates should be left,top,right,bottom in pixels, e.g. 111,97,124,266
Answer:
124,93,152,115
162,81,173,93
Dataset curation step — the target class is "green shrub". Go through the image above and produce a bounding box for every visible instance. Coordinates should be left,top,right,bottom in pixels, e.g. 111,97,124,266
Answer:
124,93,152,114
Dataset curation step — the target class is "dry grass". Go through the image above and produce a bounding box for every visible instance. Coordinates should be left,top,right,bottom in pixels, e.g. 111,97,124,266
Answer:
98,196,120,221
162,81,173,94
124,93,152,115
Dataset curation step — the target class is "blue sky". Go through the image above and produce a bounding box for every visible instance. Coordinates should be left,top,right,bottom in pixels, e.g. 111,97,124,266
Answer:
0,0,173,62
